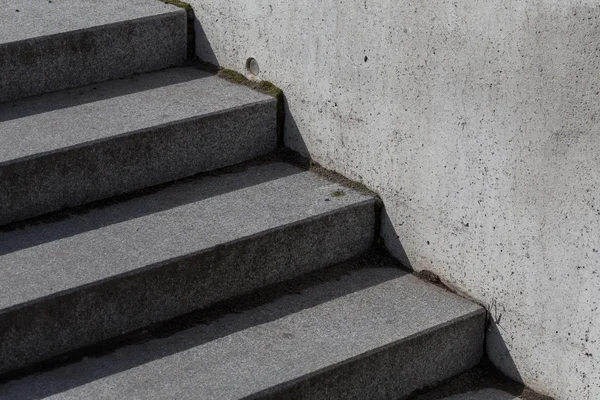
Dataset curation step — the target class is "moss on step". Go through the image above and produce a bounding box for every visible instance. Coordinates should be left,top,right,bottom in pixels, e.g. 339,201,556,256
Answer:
161,0,192,11
194,61,377,215
217,68,285,146
414,270,442,286
219,69,283,99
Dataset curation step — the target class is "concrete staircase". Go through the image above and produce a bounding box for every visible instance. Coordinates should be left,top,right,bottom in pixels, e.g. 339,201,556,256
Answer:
0,1,485,399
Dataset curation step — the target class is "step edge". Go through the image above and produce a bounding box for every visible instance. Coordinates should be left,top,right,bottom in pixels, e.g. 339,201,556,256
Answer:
249,307,485,399
0,8,186,50
0,197,376,315
0,97,276,167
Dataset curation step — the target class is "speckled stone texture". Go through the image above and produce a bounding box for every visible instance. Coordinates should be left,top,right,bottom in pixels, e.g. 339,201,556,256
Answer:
0,0,187,103
0,267,484,400
0,162,375,375
443,390,521,400
0,67,277,225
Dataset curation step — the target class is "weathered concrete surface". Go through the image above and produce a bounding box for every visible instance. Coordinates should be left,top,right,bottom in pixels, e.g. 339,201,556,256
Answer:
0,0,186,102
0,67,276,225
0,268,484,400
192,1,600,398
0,162,375,374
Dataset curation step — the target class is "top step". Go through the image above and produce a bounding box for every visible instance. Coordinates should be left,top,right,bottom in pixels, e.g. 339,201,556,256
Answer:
0,0,187,103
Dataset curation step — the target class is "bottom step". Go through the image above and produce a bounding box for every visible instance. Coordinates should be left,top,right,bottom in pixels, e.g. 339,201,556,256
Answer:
0,257,484,400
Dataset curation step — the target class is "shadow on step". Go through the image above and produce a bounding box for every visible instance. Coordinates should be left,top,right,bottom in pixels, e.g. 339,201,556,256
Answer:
407,354,553,400
0,158,303,256
0,67,214,123
378,208,530,393
0,251,407,400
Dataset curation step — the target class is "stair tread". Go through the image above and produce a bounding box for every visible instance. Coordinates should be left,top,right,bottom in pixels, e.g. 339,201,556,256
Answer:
0,0,180,45
0,162,373,312
0,265,483,399
0,67,273,164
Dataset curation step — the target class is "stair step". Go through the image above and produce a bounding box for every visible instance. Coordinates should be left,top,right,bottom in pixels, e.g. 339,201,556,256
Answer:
0,0,187,103
0,258,485,400
0,66,277,225
0,161,375,375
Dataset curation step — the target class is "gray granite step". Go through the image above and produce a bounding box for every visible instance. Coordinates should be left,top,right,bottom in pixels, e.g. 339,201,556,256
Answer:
0,66,277,225
0,0,187,103
0,161,375,375
0,262,485,400
443,390,521,400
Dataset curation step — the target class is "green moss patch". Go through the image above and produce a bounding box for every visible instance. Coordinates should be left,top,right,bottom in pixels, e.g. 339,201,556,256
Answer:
218,69,283,99
218,68,285,146
161,0,192,11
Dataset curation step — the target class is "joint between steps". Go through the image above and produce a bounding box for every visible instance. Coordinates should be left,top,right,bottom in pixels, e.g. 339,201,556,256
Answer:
160,0,195,59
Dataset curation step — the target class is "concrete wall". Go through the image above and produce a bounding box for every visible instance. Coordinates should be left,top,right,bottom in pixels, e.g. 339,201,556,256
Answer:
190,1,600,398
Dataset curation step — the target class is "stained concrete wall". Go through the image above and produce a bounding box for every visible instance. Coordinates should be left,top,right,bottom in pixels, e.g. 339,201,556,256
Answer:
190,1,600,398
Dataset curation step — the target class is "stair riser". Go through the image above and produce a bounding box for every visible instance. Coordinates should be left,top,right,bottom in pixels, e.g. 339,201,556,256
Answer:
0,101,277,225
0,201,375,375
0,13,187,103
257,313,485,400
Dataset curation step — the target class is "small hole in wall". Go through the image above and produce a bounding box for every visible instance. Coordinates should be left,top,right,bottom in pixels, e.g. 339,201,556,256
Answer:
246,57,260,76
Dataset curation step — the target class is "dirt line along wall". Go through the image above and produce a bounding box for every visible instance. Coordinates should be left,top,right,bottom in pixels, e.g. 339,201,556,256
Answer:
191,1,600,398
